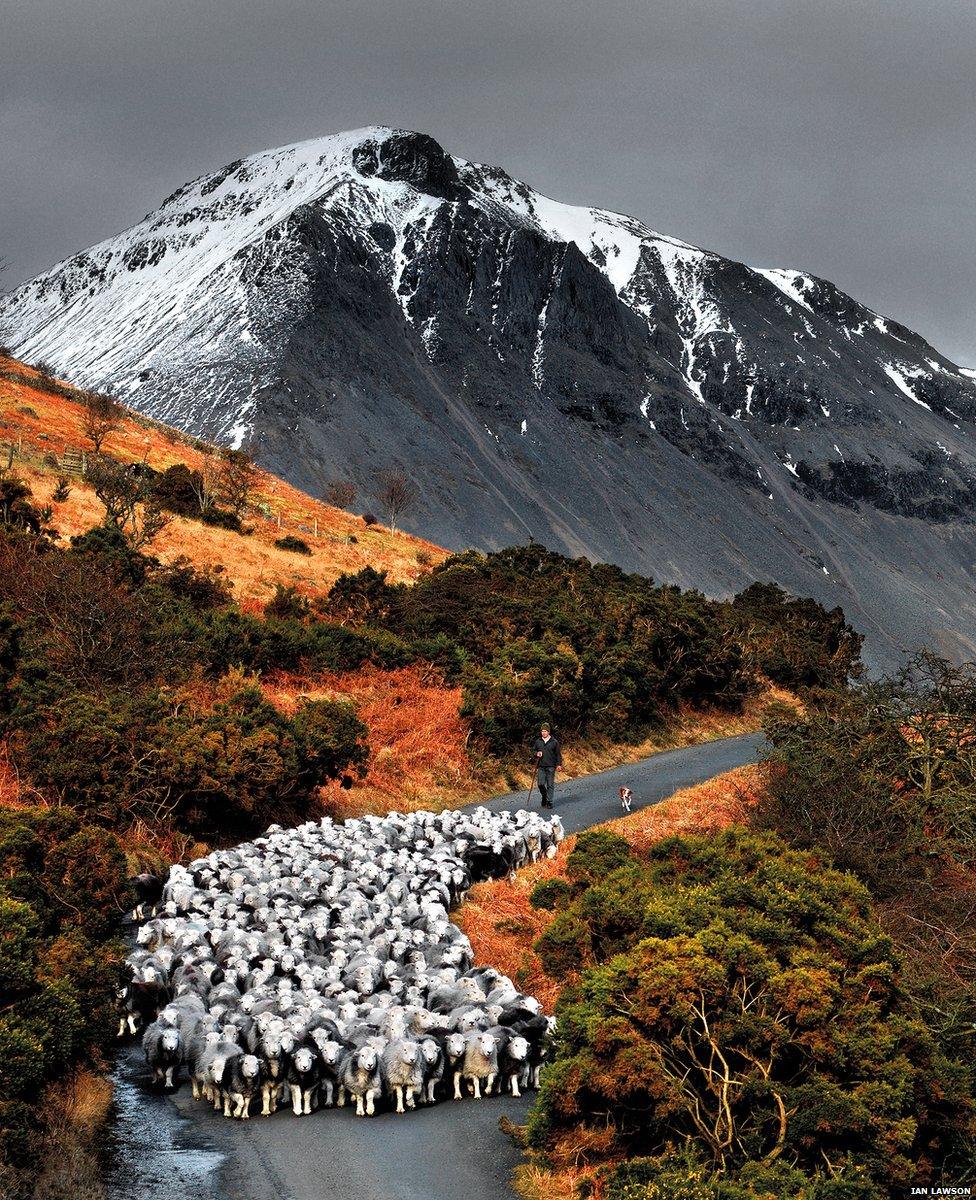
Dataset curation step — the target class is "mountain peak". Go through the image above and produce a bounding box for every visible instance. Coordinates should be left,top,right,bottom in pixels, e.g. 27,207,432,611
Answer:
351,129,461,199
3,130,976,669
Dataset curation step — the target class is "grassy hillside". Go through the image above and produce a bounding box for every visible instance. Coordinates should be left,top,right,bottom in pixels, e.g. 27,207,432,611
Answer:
0,354,445,604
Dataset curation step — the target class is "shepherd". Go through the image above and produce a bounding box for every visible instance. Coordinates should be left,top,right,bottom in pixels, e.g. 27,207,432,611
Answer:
532,724,562,810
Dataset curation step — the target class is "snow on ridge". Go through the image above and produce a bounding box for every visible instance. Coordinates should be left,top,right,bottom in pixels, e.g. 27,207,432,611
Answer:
754,267,816,314
883,362,931,410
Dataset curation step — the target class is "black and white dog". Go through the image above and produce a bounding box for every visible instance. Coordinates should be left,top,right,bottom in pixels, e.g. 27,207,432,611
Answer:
618,786,633,813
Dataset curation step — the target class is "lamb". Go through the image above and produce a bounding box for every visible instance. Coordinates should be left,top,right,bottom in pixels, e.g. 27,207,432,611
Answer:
223,1053,263,1119
498,1034,530,1096
338,1045,382,1117
418,1036,445,1103
310,1036,344,1107
381,1038,424,1114
285,1046,320,1116
142,1021,183,1089
461,1030,499,1099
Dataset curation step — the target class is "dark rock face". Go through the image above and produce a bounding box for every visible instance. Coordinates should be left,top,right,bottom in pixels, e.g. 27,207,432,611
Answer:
3,126,976,669
352,131,461,199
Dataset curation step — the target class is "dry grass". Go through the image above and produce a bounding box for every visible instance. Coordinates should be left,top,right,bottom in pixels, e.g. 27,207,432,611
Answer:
455,765,762,1015
0,354,446,604
26,1068,114,1200
261,665,497,818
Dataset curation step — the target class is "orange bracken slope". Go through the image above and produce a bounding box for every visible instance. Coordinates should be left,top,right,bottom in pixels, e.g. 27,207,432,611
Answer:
0,355,447,604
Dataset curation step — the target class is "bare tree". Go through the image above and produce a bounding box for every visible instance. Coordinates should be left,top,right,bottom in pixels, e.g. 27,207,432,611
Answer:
87,456,170,550
218,448,259,518
374,467,418,535
189,447,223,516
82,391,124,454
326,479,358,509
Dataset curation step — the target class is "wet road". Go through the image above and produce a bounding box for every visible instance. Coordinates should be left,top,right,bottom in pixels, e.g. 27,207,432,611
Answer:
111,732,765,1200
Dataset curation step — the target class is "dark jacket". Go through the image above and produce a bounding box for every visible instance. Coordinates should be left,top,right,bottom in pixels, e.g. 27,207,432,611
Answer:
533,735,562,769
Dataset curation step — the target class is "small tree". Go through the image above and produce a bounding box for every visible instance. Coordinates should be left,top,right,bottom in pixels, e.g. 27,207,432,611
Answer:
189,448,223,517
375,467,417,535
82,392,124,454
326,480,358,509
218,448,258,518
86,457,169,550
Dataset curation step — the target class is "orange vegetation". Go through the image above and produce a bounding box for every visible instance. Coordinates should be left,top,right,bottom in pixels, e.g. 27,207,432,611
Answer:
455,765,762,1012
261,665,487,818
0,355,446,603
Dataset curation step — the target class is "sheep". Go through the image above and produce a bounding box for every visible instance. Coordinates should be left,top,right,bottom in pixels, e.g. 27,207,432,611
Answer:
381,1038,423,1114
123,806,561,1120
418,1036,445,1103
142,1021,183,1089
194,1040,241,1109
338,1045,382,1117
284,1046,320,1116
461,1031,499,1099
498,1034,530,1096
223,1053,263,1119
310,1035,344,1107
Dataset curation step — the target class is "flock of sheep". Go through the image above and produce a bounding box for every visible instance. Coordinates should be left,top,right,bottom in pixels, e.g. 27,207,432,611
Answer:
119,807,564,1120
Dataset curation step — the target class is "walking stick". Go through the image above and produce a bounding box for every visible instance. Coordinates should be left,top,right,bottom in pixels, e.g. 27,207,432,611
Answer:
526,759,540,807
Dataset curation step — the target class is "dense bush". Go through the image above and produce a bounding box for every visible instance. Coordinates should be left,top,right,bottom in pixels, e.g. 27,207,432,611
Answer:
729,582,863,691
755,652,976,1045
324,549,749,754
274,533,312,555
11,675,368,840
321,548,862,756
528,828,975,1195
0,808,127,1170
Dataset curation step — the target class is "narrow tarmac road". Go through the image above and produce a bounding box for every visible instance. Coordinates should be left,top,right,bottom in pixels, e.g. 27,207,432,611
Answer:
114,732,764,1200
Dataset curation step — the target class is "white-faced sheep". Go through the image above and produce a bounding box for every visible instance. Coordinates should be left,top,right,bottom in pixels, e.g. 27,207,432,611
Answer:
142,1021,183,1089
122,807,563,1120
338,1045,382,1117
381,1038,424,1114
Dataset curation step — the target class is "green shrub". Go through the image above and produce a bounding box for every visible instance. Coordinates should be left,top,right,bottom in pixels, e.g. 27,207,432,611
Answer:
265,584,311,621
729,582,863,691
529,878,573,911
529,829,974,1192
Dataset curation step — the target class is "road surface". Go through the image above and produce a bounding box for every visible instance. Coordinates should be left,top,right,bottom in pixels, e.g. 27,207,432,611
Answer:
109,732,764,1200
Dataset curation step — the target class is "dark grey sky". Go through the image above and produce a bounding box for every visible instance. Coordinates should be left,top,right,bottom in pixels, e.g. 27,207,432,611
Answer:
2,0,974,364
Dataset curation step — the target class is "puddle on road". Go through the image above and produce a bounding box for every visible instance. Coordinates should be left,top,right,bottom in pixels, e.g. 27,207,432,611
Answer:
103,1045,227,1200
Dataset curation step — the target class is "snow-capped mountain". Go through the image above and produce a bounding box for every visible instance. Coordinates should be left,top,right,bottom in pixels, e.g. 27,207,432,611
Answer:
3,126,976,666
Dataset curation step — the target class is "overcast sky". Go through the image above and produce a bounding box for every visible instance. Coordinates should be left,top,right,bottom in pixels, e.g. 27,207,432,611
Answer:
2,0,973,364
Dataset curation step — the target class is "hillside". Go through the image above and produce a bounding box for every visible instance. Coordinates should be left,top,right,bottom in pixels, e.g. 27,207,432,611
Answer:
1,359,821,823
0,354,445,606
2,127,976,667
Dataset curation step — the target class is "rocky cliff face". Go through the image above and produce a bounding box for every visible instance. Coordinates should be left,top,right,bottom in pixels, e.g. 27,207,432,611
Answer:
3,126,976,667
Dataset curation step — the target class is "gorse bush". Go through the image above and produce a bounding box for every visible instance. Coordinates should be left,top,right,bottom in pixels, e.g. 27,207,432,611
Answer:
321,547,862,755
0,807,128,1170
528,829,975,1196
730,581,863,691
274,534,312,555
755,652,976,1048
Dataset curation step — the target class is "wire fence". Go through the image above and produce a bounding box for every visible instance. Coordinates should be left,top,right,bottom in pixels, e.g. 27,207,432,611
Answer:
1,434,376,546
